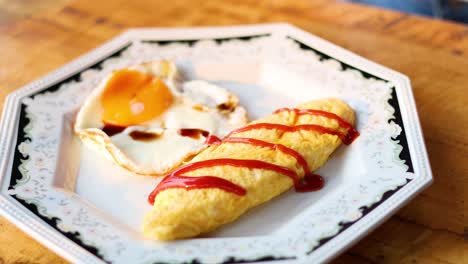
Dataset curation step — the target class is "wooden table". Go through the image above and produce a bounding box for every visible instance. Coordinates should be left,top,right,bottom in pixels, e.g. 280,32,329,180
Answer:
0,0,467,263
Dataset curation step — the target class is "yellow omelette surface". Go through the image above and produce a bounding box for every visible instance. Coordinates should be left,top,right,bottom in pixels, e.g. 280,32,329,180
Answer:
143,98,356,240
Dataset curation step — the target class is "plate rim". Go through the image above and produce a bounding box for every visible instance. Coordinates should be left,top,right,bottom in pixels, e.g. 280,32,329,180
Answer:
0,23,433,264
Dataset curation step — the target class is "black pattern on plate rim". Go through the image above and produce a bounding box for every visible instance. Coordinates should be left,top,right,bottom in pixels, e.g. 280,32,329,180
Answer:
30,43,132,99
10,194,110,262
152,255,296,264
8,43,133,262
306,179,411,254
141,33,271,46
8,34,273,263
287,36,414,254
8,34,414,263
288,36,414,173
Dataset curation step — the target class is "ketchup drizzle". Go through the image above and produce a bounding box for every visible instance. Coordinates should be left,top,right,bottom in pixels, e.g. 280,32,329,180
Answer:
274,108,360,144
148,175,246,204
221,137,310,175
169,158,298,183
205,134,222,145
296,174,325,192
148,158,298,205
148,107,359,205
227,123,354,145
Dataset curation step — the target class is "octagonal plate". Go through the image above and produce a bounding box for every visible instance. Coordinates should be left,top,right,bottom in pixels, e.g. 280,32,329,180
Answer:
0,24,432,264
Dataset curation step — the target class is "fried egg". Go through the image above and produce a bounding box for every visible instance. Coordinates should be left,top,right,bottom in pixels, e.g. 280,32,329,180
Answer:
74,60,248,175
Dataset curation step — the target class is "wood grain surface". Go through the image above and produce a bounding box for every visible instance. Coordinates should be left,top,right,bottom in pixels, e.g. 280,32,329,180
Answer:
0,0,467,263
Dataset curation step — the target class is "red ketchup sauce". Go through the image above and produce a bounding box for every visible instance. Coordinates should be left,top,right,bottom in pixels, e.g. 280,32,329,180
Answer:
221,137,310,176
227,123,353,145
274,108,360,144
148,108,358,205
148,175,246,205
205,134,222,145
148,159,298,205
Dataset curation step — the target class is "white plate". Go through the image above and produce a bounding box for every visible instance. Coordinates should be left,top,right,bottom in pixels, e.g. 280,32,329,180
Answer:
0,23,432,264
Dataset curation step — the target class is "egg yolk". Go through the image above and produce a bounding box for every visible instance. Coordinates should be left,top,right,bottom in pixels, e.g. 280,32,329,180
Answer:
101,69,174,126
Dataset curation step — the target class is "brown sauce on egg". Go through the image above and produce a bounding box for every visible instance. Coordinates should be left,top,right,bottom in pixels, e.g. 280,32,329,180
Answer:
129,130,161,141
178,129,210,140
217,102,235,112
102,124,126,137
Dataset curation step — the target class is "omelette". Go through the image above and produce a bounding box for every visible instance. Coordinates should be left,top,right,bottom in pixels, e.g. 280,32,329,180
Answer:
143,98,358,240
